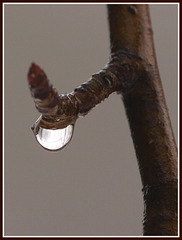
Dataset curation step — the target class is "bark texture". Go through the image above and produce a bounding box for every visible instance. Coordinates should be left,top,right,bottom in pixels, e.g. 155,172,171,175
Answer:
27,4,178,236
107,4,178,236
28,52,142,129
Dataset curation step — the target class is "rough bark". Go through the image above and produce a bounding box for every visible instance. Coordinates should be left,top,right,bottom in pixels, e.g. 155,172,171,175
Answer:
28,52,143,129
107,4,178,236
27,4,178,236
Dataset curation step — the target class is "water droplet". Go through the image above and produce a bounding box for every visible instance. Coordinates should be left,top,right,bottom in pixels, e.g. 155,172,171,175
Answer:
35,124,74,151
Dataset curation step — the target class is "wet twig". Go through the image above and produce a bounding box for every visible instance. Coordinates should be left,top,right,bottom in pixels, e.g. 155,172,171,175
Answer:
27,4,178,235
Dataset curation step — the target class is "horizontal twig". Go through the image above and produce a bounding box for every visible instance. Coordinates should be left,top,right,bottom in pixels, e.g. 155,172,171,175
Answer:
27,50,142,128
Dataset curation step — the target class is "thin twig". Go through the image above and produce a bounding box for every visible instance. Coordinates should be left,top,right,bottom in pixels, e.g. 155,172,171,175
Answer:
28,50,142,128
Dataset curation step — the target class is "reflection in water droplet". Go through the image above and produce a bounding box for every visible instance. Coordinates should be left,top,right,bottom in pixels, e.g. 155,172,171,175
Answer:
35,124,74,151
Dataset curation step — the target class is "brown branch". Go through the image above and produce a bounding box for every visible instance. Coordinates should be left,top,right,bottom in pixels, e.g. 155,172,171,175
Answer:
108,4,178,236
27,51,142,128
27,4,178,235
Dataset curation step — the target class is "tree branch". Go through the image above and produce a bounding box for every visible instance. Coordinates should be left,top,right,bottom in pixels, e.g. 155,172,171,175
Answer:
27,4,178,235
108,4,178,236
28,51,142,129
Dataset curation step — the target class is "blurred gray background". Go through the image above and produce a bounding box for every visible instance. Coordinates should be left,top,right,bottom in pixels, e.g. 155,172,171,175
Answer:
4,4,178,237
